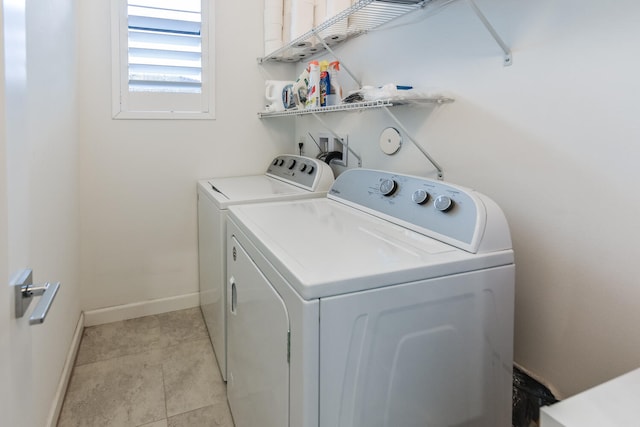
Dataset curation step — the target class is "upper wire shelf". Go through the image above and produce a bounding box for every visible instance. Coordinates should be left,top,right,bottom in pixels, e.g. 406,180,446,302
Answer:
257,96,453,118
259,0,429,63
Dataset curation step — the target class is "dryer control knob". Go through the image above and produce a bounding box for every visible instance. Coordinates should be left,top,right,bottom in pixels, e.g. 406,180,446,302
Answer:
299,163,307,172
307,165,315,174
412,189,429,205
287,159,297,170
434,195,453,212
379,179,398,196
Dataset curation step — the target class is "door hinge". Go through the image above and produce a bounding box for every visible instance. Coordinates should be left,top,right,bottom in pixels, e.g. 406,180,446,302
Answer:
287,330,291,364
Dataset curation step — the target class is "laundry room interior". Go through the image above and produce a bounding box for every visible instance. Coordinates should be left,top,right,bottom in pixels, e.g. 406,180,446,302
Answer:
1,0,639,426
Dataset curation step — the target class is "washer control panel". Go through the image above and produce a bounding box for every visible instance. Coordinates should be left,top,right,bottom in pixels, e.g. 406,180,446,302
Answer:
328,169,487,251
266,155,332,191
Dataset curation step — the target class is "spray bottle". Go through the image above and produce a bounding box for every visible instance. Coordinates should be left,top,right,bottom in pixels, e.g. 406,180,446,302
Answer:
327,61,342,106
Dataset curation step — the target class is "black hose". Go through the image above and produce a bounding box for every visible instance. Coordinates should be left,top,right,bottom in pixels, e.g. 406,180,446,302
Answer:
322,151,343,165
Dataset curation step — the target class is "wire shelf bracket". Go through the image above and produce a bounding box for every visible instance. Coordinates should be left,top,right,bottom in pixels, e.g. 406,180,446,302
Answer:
382,106,444,180
467,0,512,66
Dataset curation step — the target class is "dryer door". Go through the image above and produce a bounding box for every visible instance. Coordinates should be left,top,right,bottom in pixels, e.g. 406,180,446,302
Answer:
227,236,290,427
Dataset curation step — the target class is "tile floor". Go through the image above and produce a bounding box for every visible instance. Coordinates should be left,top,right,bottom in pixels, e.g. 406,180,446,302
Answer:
57,307,235,427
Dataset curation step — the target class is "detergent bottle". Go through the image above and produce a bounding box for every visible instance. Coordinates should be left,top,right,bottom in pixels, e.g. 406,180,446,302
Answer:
305,60,320,109
327,61,342,106
319,60,330,107
292,66,310,109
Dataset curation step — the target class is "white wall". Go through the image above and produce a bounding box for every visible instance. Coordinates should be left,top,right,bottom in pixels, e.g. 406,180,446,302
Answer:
2,0,81,425
293,0,640,398
77,0,293,312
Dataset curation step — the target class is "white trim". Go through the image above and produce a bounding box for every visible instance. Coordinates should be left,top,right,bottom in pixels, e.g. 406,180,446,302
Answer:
83,292,200,326
111,0,124,118
113,109,214,120
46,312,85,427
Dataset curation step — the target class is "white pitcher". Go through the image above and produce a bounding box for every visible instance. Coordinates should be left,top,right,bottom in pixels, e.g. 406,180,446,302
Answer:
265,80,295,112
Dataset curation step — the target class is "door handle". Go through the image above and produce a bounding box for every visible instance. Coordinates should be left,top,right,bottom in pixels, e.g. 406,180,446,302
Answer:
12,269,61,325
230,277,237,314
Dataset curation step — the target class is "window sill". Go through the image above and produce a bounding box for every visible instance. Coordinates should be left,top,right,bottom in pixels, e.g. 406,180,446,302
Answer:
112,110,215,120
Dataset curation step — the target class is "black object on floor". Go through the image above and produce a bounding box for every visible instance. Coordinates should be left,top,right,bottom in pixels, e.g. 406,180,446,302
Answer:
513,366,558,427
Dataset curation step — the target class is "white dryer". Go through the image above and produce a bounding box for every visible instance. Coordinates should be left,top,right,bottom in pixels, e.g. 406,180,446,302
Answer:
197,154,334,380
226,168,515,427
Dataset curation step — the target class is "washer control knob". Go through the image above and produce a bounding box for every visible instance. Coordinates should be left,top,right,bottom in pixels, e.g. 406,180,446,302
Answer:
287,159,297,170
272,159,279,166
412,189,429,205
379,179,398,196
306,165,315,174
434,195,453,212
278,159,285,166
299,163,307,172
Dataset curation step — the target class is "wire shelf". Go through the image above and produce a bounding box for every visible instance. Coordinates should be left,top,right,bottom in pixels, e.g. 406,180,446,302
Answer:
258,96,453,118
259,0,429,63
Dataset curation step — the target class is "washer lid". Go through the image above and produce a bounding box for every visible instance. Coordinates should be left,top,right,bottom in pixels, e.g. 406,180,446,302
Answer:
228,198,514,300
197,154,334,208
198,175,323,208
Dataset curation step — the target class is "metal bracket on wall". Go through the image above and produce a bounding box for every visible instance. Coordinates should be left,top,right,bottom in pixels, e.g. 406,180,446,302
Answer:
382,106,444,180
313,35,362,88
467,0,512,66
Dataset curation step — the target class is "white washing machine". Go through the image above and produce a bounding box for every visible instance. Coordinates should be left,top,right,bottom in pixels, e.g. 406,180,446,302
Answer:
197,154,334,380
226,168,515,427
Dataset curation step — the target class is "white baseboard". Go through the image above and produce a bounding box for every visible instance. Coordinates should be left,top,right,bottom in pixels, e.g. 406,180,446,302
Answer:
47,311,84,427
83,293,200,327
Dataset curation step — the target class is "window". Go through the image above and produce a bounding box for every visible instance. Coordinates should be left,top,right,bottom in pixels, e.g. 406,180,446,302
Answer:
112,0,214,119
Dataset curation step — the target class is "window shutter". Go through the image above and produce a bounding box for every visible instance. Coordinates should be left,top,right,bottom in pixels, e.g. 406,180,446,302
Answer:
112,0,214,119
127,0,202,94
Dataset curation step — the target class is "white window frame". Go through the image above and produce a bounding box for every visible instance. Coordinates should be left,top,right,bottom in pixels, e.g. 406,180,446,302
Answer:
111,0,215,120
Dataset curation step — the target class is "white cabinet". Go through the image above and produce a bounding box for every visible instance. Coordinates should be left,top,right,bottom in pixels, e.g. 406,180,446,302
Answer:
540,368,640,427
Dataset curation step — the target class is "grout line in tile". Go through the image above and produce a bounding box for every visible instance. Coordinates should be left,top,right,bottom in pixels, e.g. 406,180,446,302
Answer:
161,355,169,421
74,347,163,368
74,355,161,371
74,335,212,367
135,417,168,427
166,405,212,422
